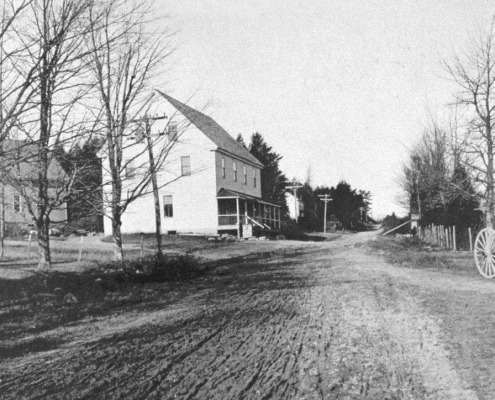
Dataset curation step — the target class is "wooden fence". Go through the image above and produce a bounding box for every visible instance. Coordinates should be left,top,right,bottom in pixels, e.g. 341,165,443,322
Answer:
419,224,475,252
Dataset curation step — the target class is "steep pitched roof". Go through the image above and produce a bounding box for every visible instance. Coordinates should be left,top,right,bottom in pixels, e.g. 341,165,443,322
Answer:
157,91,264,168
1,140,65,182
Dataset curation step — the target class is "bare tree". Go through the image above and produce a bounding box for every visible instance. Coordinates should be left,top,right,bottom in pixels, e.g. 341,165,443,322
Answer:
87,0,176,260
0,0,96,268
444,18,495,228
400,123,450,222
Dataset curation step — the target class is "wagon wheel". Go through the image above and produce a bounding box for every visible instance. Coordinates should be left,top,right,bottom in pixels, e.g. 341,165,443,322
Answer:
474,228,495,279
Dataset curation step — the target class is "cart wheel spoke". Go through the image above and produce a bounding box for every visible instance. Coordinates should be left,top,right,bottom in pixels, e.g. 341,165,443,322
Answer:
474,228,495,279
489,257,495,277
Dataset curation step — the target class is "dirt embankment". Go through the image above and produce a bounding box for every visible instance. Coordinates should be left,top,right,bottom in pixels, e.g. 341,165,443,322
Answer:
0,232,491,399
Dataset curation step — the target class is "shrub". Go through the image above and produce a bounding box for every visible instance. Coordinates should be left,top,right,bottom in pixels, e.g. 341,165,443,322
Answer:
5,222,30,238
101,253,205,286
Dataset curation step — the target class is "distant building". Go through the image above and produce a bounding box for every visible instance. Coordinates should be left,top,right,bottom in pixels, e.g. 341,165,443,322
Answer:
0,141,68,233
100,93,281,237
285,192,303,221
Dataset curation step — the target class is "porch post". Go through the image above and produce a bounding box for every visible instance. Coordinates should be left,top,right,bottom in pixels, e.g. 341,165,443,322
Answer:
236,197,240,239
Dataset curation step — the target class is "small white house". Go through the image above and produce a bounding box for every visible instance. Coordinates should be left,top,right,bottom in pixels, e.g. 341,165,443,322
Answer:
101,92,281,237
285,192,303,221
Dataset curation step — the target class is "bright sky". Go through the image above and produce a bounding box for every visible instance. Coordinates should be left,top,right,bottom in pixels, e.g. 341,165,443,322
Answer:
159,0,495,219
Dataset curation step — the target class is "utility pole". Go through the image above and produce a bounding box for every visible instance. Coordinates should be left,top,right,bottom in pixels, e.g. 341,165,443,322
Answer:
130,113,167,259
318,194,332,233
0,12,5,258
287,184,302,223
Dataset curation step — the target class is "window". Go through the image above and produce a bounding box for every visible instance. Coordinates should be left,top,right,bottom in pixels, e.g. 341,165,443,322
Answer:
163,195,173,217
233,162,237,181
13,195,20,212
253,169,257,188
243,166,247,184
125,159,135,179
168,121,178,141
221,157,226,178
181,156,191,176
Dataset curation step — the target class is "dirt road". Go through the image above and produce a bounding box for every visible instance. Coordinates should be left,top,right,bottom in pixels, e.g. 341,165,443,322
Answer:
0,232,492,399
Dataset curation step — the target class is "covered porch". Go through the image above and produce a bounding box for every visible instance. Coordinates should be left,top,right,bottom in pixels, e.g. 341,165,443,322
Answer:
217,189,281,237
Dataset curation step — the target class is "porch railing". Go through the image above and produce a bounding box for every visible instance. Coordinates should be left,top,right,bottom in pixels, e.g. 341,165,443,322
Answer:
218,214,280,229
218,215,247,226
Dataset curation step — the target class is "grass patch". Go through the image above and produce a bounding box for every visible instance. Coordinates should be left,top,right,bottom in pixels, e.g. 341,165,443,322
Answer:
369,235,476,276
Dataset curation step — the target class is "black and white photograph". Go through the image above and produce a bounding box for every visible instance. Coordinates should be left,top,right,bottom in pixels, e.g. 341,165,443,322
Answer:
1,0,495,398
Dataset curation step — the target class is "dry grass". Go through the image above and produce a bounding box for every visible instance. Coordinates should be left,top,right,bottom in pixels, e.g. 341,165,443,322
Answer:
368,234,495,399
369,235,477,277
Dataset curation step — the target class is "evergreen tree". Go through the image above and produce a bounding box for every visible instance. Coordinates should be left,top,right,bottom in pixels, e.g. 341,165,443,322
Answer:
57,138,104,232
329,181,370,230
445,163,481,230
298,181,318,231
248,133,288,213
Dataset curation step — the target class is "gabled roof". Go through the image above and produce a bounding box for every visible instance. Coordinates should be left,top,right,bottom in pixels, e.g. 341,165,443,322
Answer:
157,91,264,168
1,140,65,182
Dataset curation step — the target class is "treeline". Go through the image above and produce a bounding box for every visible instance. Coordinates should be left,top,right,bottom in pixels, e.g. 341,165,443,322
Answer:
401,122,482,232
238,133,372,231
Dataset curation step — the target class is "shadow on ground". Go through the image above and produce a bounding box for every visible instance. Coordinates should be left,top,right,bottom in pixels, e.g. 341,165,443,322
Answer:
0,245,322,360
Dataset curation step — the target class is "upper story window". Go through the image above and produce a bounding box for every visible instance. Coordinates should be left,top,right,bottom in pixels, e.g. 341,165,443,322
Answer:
221,157,226,178
181,156,191,176
168,121,178,141
125,159,135,179
233,162,237,181
163,195,173,217
253,169,257,188
243,166,247,184
13,195,20,212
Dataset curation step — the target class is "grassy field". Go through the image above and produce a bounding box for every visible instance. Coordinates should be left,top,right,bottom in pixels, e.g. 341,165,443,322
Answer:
368,234,476,276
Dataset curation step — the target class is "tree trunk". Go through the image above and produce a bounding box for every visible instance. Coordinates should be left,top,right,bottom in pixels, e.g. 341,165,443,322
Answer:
486,121,494,229
37,215,51,269
0,183,4,258
112,212,124,261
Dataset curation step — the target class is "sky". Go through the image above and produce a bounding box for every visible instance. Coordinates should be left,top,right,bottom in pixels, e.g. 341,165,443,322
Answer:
157,0,495,219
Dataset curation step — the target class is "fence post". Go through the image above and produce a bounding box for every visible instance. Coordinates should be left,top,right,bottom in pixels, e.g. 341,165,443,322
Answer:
78,236,84,262
140,236,144,257
27,234,32,259
452,225,457,251
469,228,473,252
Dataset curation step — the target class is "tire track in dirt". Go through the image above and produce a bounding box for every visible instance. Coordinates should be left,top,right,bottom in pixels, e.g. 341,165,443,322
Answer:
0,233,480,399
